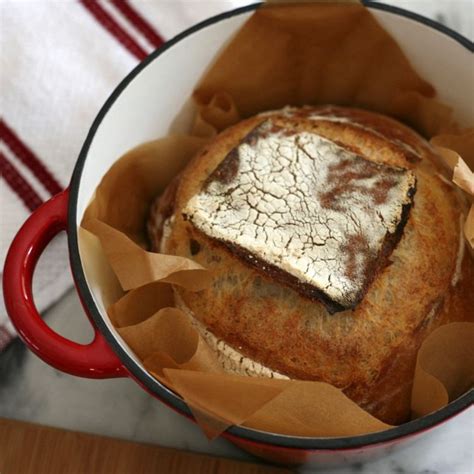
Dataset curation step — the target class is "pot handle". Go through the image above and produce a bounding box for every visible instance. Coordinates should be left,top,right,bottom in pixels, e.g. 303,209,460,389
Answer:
3,189,126,378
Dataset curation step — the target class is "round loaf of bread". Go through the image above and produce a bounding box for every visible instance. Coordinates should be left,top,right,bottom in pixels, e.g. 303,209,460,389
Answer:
148,106,473,425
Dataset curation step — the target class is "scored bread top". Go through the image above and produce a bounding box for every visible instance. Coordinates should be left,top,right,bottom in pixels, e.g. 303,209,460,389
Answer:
150,106,473,424
183,119,416,313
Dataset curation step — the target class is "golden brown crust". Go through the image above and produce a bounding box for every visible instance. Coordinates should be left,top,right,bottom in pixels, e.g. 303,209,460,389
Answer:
150,106,474,425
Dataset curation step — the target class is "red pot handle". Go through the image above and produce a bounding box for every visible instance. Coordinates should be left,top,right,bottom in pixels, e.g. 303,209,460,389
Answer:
3,189,126,378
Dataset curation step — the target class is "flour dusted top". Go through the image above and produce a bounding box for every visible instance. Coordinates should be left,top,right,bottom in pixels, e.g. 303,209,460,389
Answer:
183,120,416,313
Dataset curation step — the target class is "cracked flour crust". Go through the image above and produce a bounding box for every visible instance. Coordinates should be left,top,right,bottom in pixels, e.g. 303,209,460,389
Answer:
183,120,416,312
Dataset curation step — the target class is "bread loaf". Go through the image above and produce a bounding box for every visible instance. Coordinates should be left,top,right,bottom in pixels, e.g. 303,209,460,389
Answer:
148,106,473,424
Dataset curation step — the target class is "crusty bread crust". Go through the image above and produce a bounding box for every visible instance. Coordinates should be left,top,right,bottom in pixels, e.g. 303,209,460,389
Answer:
150,106,473,425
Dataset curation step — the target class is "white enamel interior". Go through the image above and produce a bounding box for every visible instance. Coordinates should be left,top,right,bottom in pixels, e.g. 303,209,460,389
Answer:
75,7,473,367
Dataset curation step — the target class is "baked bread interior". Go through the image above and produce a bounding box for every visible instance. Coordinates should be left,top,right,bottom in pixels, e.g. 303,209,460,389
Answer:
148,106,473,425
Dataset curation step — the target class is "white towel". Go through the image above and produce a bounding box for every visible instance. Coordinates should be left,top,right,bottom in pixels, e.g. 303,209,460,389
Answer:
0,0,250,351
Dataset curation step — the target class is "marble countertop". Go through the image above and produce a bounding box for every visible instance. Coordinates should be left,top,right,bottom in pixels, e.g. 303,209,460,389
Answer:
1,1,473,473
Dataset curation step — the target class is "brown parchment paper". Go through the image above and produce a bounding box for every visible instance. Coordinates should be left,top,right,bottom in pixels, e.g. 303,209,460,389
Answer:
193,1,457,137
430,134,474,249
82,135,208,246
80,1,474,439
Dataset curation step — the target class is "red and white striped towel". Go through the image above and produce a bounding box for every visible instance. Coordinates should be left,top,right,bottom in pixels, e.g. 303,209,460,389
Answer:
0,0,249,351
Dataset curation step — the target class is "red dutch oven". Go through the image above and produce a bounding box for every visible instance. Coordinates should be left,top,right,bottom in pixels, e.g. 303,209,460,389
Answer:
3,2,473,467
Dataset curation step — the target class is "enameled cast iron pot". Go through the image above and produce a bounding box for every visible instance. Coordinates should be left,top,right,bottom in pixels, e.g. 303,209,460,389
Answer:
4,2,473,467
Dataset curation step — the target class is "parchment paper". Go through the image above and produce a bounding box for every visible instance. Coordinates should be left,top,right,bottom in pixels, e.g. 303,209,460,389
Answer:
80,1,474,439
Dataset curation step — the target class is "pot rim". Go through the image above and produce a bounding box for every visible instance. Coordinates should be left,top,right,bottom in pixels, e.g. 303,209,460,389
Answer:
68,1,474,450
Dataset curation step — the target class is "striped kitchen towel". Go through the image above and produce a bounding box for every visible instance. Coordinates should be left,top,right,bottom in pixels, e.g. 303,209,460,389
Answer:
0,0,249,351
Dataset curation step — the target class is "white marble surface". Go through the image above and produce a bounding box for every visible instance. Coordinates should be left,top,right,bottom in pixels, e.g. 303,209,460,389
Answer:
2,1,473,473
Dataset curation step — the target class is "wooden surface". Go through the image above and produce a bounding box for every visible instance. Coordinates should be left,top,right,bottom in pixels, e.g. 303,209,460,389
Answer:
0,418,291,474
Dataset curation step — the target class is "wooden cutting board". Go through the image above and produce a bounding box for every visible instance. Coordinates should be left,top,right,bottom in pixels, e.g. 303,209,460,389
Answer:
0,418,292,474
